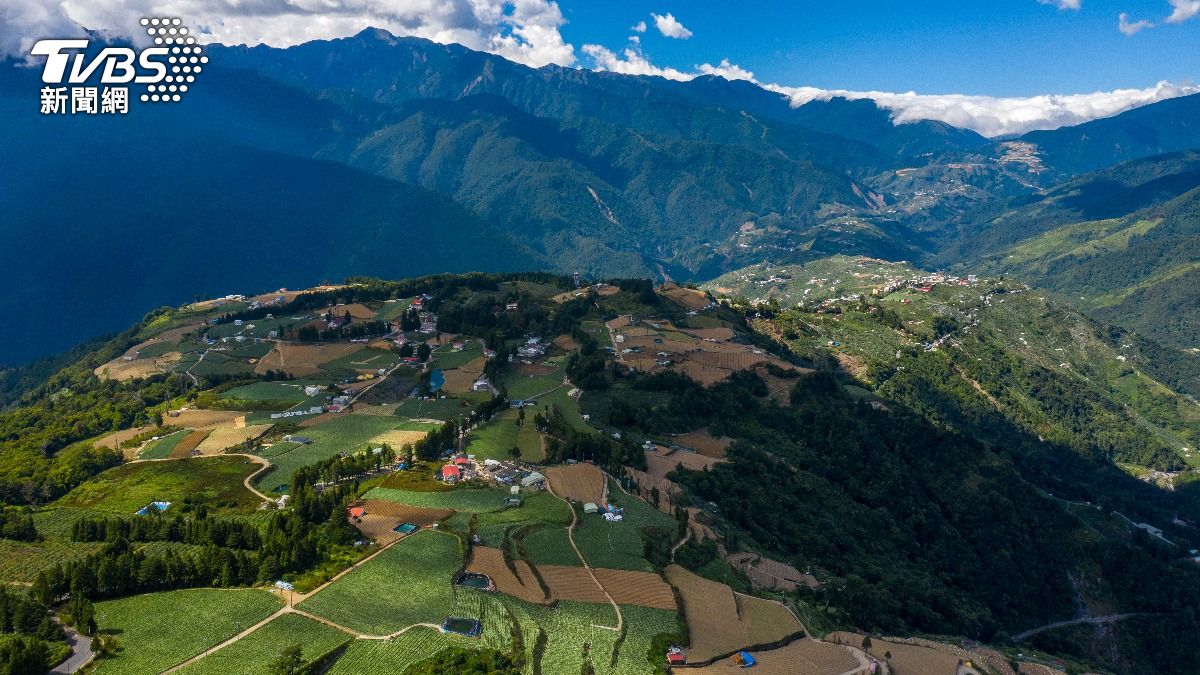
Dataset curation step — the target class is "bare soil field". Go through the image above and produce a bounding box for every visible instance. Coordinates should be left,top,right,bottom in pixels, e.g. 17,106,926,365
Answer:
321,303,377,320
170,430,211,458
606,315,632,331
688,639,859,675
736,592,803,645
726,553,818,592
666,565,801,662
594,569,677,610
623,467,682,515
538,565,608,604
670,430,733,458
666,564,748,661
369,429,432,448
194,424,272,455
553,334,580,351
467,546,548,604
299,412,339,428
353,500,452,544
644,447,725,480
545,464,606,503
254,343,363,378
675,362,736,386
827,632,960,674
681,327,736,341
659,284,711,311
162,409,245,430
441,369,481,394
95,426,154,450
94,352,182,381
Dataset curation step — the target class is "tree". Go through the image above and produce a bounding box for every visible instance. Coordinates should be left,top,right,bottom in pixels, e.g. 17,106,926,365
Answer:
509,446,522,463
417,343,432,362
270,644,304,675
861,636,872,651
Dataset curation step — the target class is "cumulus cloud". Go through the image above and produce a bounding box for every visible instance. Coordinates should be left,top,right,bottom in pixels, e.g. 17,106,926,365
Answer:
1166,0,1200,22
581,43,692,80
650,12,692,39
0,0,576,67
630,20,646,33
1038,0,1082,9
696,58,755,81
1118,12,1154,35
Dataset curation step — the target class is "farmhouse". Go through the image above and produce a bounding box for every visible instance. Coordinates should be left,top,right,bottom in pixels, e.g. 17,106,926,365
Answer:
441,464,461,484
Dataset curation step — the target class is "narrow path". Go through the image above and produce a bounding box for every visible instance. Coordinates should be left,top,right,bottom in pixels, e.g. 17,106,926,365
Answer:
545,478,623,633
128,452,273,502
162,605,287,673
1012,613,1145,641
49,620,93,675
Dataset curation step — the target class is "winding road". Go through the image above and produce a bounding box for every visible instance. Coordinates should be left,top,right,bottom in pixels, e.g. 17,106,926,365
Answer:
1012,613,1146,641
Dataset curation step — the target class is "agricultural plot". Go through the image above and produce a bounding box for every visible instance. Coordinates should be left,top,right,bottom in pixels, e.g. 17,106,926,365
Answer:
162,409,244,429
688,639,859,675
255,415,430,492
221,381,311,402
668,429,733,458
545,463,606,503
392,396,473,421
0,538,102,583
521,526,580,567
665,565,802,662
828,632,961,674
364,486,512,513
325,627,456,675
573,481,677,572
171,430,211,458
501,358,567,400
254,343,364,379
319,347,399,375
56,456,261,514
594,569,677,610
467,546,548,604
93,589,281,675
138,429,190,459
176,613,350,675
298,530,461,636
644,446,726,480
94,426,155,450
465,409,543,462
431,340,484,370
193,424,273,455
353,500,452,544
531,386,590,432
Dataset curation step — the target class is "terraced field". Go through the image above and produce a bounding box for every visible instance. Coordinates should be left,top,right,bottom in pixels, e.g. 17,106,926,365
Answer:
93,589,282,675
573,481,677,572
138,430,191,459
324,627,456,674
298,530,461,635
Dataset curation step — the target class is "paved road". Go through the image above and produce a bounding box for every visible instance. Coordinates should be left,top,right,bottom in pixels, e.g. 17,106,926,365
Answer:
1013,613,1144,641
49,622,93,675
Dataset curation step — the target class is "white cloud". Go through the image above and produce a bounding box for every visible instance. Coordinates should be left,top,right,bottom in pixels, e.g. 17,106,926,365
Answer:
1038,0,1082,9
1118,12,1154,35
1166,0,1200,22
579,46,1199,137
767,81,1200,137
696,59,755,82
581,43,692,80
0,0,576,67
650,12,692,39
630,20,646,33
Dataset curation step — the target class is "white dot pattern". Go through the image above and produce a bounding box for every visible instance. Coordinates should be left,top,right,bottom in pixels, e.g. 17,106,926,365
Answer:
139,18,207,103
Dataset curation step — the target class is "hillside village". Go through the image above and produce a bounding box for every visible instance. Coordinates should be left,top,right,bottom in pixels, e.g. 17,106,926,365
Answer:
0,272,1115,675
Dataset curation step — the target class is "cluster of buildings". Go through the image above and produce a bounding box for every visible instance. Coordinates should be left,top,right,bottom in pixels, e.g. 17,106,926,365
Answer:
516,336,548,360
480,459,545,488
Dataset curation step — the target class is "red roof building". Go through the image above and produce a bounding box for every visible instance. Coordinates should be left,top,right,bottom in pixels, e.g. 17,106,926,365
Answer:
454,456,470,466
442,465,461,480
348,506,366,519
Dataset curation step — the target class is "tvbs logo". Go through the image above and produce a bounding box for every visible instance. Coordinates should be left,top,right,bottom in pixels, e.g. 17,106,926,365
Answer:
31,17,207,115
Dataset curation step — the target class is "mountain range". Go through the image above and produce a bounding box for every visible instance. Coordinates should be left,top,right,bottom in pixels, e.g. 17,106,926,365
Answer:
3,28,1200,362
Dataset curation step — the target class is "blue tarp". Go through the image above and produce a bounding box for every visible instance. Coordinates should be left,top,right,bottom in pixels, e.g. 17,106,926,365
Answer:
429,369,445,392
736,651,757,667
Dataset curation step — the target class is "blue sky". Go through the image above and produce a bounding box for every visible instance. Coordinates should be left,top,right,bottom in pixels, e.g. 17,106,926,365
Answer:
6,0,1198,134
559,0,1198,96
